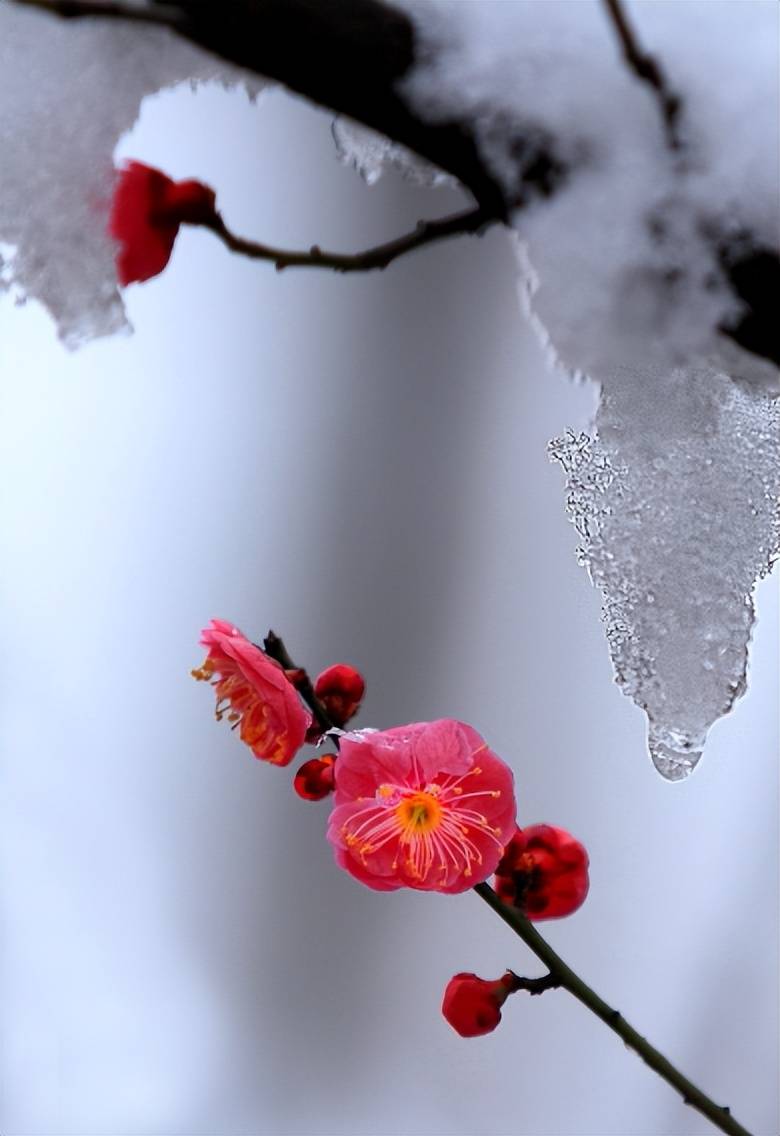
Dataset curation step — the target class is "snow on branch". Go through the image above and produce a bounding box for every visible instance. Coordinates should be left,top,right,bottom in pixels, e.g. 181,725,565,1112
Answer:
3,0,779,779
11,0,509,217
10,0,778,375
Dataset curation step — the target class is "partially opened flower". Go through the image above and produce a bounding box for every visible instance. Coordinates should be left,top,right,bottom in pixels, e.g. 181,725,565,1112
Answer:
494,824,590,920
327,719,516,893
441,972,515,1037
192,619,310,766
110,160,217,285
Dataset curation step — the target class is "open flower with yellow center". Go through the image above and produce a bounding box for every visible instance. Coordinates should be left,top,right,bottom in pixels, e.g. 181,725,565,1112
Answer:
192,619,310,766
327,720,517,893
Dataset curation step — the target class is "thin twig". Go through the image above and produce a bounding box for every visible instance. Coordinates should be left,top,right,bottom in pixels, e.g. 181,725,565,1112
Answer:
262,631,334,735
474,882,752,1136
201,207,491,274
506,971,561,996
11,0,184,29
601,0,683,149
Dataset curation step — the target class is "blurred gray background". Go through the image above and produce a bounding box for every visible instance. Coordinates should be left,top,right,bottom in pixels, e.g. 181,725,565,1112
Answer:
1,85,777,1136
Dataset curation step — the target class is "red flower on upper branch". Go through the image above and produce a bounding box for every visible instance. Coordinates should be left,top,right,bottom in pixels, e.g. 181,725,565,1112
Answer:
193,619,310,766
327,719,516,893
494,824,590,920
109,160,217,285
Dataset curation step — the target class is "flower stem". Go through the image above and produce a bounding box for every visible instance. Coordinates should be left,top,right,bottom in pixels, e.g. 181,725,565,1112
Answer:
505,970,560,996
473,882,753,1136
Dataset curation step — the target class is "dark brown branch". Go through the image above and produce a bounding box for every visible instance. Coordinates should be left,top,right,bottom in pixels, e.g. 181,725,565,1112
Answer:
201,205,491,273
262,631,334,735
171,0,510,217
601,0,683,149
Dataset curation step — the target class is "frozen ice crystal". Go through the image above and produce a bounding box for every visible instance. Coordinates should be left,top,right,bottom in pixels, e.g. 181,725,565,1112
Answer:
402,1,780,774
0,4,262,346
550,368,779,779
549,372,780,781
332,116,455,189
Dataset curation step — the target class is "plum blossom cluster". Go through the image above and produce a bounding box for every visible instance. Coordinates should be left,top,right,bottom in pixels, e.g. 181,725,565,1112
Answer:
192,619,364,783
193,618,590,1040
116,145,589,1062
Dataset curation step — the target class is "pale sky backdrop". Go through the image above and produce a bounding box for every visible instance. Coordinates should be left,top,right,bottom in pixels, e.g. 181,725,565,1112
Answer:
1,84,777,1136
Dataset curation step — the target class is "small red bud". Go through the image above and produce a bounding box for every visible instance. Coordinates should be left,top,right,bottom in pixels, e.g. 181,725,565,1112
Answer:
110,160,217,286
441,972,514,1038
313,664,365,727
293,755,336,801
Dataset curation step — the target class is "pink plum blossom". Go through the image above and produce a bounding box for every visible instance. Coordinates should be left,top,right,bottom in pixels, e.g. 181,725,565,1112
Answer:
327,720,516,893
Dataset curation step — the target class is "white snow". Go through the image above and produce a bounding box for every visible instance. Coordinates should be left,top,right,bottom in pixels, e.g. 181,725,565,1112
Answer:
397,0,779,776
0,4,262,347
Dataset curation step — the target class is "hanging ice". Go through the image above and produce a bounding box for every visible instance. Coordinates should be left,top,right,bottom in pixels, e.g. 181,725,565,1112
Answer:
549,370,779,779
0,4,262,347
399,0,779,776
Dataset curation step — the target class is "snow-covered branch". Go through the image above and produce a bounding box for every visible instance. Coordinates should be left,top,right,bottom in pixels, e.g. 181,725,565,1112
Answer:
2,0,778,779
10,0,778,376
12,0,510,217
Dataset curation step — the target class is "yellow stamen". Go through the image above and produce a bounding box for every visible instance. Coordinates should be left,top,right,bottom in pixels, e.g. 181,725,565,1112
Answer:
396,791,443,835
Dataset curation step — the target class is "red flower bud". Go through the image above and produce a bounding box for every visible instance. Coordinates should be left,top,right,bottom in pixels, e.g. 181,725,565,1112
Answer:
109,160,217,285
441,972,514,1038
313,664,365,728
293,755,336,801
494,824,590,920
